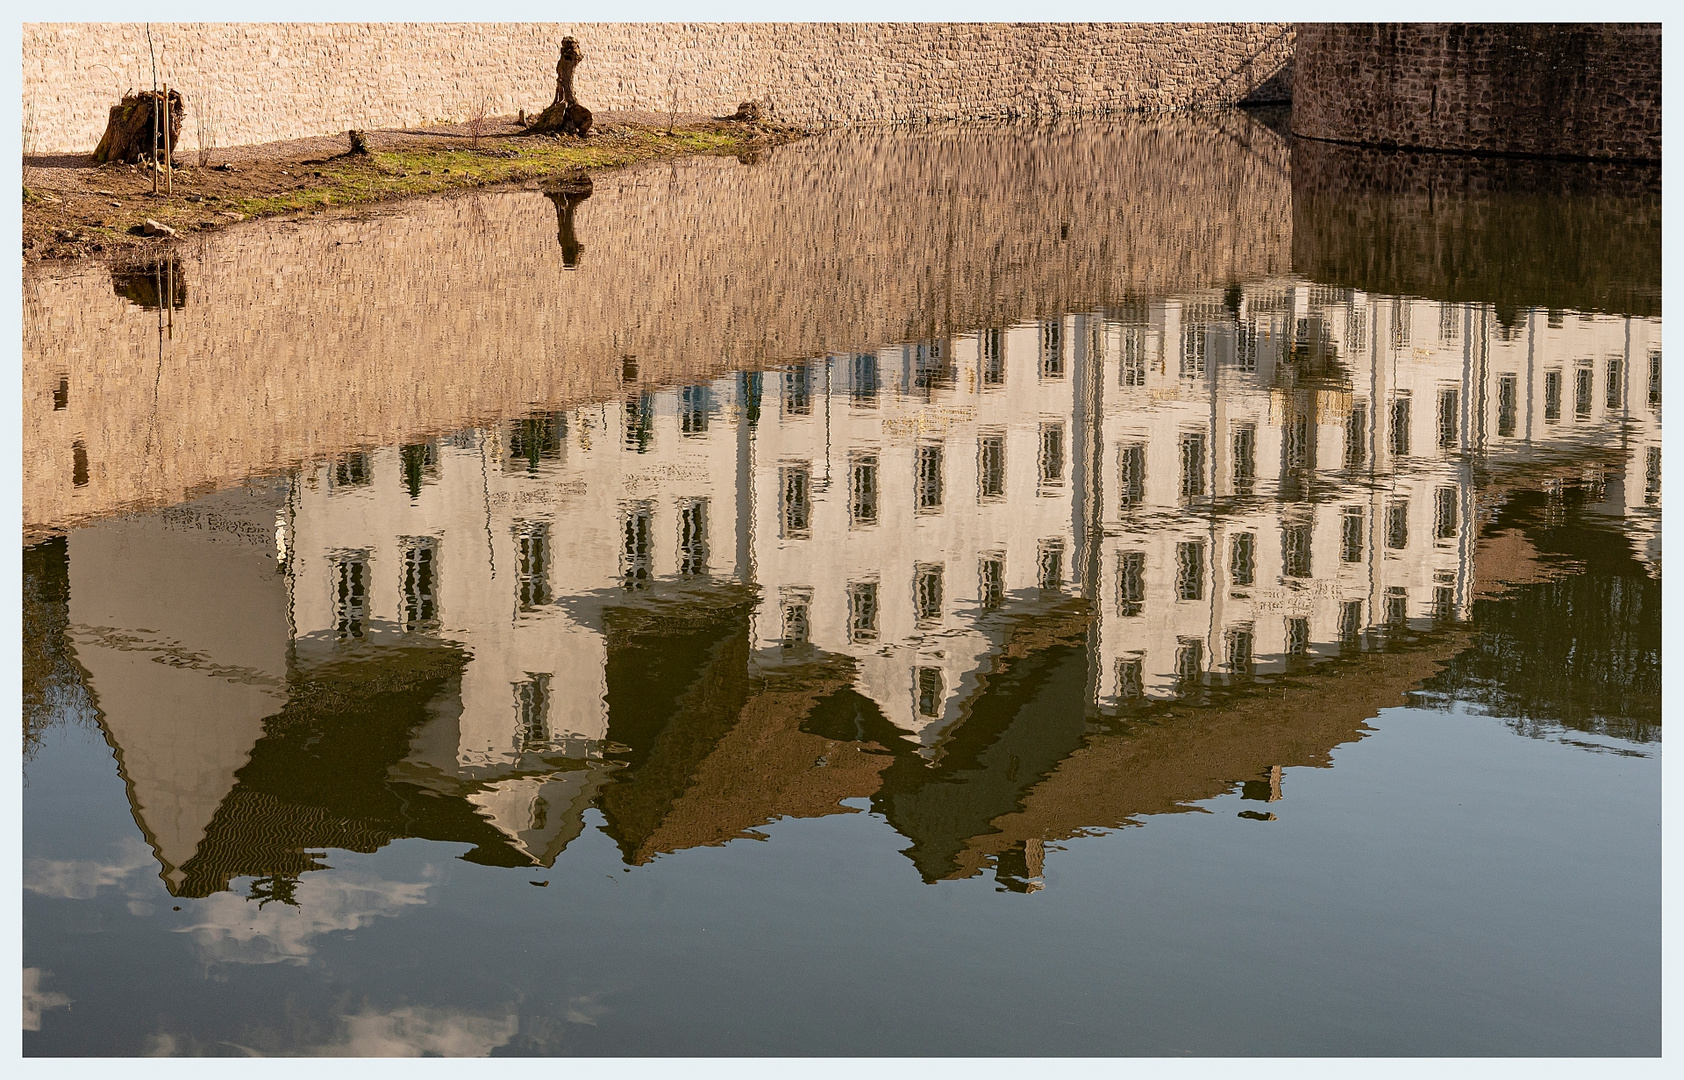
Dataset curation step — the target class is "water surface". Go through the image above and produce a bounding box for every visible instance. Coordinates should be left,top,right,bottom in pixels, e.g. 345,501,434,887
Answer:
22,115,1661,1056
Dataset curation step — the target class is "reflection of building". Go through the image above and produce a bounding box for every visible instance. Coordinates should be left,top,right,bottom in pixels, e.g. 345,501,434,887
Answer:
747,332,1082,747
1085,286,1664,706
50,284,1660,897
738,287,1661,717
62,485,292,894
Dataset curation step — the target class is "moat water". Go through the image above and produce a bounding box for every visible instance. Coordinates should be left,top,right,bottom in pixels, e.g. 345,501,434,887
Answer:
22,115,1661,1056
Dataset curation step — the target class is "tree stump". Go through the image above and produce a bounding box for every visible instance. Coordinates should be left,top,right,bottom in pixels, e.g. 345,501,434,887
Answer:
554,36,581,108
527,36,593,137
92,89,184,165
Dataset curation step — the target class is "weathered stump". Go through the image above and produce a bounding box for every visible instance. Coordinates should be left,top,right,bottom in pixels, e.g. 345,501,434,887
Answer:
92,90,184,165
527,37,593,137
555,37,580,105
529,101,593,137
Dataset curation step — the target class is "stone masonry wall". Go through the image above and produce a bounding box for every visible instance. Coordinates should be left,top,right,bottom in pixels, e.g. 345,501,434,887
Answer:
23,116,1292,535
22,22,1294,153
1292,24,1661,161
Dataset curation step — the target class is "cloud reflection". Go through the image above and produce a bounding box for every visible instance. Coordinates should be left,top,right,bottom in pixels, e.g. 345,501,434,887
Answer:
24,837,153,899
22,968,73,1032
177,869,433,966
325,1006,520,1057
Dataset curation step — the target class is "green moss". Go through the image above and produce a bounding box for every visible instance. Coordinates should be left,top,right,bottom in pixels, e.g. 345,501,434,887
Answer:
230,127,765,222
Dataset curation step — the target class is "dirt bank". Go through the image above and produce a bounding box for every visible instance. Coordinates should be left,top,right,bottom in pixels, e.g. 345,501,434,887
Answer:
22,113,805,264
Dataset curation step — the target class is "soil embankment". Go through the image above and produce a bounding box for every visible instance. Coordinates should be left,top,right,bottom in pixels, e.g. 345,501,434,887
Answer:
22,113,802,262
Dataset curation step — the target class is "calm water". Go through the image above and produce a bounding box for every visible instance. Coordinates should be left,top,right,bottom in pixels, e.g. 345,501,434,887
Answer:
21,116,1661,1056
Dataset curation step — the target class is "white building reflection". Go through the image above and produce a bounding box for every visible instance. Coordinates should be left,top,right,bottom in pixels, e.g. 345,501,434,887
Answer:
283,283,1660,745
63,283,1661,887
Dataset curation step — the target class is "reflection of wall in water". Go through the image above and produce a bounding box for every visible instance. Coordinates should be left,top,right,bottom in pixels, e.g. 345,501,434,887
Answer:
1289,137,1661,320
24,117,1292,536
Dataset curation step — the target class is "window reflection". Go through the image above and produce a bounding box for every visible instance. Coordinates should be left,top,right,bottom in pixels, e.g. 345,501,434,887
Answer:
1038,538,1064,592
782,464,812,538
1497,376,1518,437
979,331,1005,389
331,551,370,638
1388,397,1411,457
620,505,651,591
979,554,1005,612
915,563,944,627
916,445,944,513
1118,551,1146,617
517,520,554,606
1229,534,1254,589
850,454,879,527
678,499,709,576
1175,540,1205,601
1180,429,1207,500
848,581,879,642
399,536,439,631
1039,320,1065,379
1345,401,1368,468
1038,423,1065,493
978,434,1006,501
1118,443,1146,509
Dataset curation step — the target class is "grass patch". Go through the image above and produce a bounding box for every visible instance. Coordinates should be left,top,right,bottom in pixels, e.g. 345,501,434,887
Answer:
232,127,756,220
24,121,794,261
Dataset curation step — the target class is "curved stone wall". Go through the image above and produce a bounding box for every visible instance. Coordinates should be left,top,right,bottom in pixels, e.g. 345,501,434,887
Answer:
22,22,1294,153
1292,23,1661,162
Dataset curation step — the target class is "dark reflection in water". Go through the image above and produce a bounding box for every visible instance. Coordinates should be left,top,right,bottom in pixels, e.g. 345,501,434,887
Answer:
109,257,188,311
22,537,97,764
1414,478,1661,745
543,177,592,270
21,117,1660,1057
1291,137,1662,322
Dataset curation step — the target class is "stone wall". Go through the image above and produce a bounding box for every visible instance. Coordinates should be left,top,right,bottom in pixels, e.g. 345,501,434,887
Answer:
23,116,1292,535
21,22,1294,153
1292,23,1661,161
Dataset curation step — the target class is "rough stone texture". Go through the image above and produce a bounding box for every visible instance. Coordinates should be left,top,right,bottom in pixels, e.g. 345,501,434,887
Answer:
1290,137,1660,318
21,22,1294,152
23,116,1291,534
1293,23,1661,161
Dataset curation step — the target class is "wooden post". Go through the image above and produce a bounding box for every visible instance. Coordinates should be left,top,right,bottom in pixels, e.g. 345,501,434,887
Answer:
163,84,172,196
151,88,159,195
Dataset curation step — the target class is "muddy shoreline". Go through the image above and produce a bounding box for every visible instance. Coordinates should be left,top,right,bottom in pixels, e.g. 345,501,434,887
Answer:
22,113,805,265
